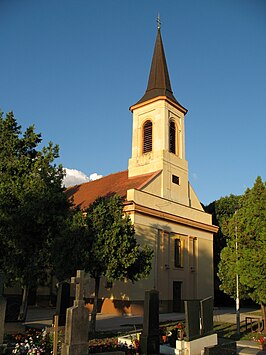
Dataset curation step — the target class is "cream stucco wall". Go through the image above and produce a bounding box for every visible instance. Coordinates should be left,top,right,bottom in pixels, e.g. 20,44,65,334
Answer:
126,189,212,226
83,186,215,314
128,98,191,206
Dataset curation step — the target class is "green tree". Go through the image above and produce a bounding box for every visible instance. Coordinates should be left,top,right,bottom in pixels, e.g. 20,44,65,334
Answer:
218,177,266,326
51,209,91,282
0,111,71,320
85,194,153,335
204,194,241,303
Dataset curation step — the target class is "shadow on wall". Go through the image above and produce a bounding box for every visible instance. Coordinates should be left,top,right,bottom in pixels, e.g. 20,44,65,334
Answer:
85,297,144,315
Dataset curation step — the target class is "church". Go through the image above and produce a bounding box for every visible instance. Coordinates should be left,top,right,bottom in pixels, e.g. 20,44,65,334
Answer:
66,25,218,315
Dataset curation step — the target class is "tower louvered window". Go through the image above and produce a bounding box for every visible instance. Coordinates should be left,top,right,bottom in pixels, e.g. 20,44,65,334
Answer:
169,121,176,154
143,120,152,153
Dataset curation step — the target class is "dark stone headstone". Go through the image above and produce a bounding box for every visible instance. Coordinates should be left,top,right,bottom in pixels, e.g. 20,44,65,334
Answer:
56,282,70,326
5,296,21,321
200,296,214,336
140,290,160,355
204,342,236,355
184,300,200,340
0,273,6,344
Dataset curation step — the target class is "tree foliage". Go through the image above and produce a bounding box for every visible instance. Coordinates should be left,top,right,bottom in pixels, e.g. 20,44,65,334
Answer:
86,194,153,282
218,177,266,325
85,194,153,335
51,209,91,282
0,111,70,319
204,194,241,302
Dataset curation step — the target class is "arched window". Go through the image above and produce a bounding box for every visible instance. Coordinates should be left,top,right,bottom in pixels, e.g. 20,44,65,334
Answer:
169,121,176,154
143,120,152,153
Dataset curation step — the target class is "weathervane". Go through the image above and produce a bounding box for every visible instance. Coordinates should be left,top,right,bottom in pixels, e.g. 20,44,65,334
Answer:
157,13,161,30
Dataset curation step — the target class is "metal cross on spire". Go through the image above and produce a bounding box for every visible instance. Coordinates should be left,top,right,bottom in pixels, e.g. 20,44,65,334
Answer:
157,13,161,30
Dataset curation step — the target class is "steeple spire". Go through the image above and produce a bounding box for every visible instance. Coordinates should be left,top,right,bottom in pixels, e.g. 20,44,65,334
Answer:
131,23,187,113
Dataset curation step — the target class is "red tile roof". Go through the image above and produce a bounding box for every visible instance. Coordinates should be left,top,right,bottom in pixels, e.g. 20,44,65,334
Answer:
65,170,161,210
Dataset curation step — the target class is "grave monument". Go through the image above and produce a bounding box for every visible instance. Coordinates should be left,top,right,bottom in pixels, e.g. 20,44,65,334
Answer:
200,296,213,336
140,289,160,355
61,270,89,355
55,281,70,326
176,297,217,355
0,273,7,344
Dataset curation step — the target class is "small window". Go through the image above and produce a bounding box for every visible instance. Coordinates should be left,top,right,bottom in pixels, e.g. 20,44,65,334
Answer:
143,120,152,153
169,121,176,154
174,238,183,268
172,175,180,185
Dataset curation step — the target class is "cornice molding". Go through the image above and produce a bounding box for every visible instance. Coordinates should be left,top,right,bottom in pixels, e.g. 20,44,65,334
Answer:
124,201,219,233
130,96,188,114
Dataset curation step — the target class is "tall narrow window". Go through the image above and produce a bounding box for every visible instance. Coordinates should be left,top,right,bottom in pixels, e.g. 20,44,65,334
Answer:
169,121,176,154
143,120,152,153
174,238,183,268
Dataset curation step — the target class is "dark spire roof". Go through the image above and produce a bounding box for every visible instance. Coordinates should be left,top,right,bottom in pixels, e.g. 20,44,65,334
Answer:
132,28,187,113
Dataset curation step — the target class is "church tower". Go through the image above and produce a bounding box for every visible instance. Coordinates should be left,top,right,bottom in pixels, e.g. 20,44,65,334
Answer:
128,25,190,206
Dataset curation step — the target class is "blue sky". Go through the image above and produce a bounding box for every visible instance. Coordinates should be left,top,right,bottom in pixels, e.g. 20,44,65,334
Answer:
1,0,265,205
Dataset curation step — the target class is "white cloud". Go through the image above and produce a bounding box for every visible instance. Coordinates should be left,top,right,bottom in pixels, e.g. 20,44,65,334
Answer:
89,172,103,181
63,168,102,187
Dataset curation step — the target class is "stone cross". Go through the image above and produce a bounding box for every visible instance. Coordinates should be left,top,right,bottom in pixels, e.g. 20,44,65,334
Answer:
61,270,89,355
71,270,85,306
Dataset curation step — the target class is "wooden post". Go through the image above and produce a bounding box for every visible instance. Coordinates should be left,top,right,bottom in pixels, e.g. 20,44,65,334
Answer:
53,315,59,355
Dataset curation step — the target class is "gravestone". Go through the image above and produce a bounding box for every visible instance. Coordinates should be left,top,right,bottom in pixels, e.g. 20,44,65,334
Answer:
184,300,201,340
204,341,236,355
61,270,89,355
55,282,70,326
0,273,7,344
200,296,214,336
140,289,160,355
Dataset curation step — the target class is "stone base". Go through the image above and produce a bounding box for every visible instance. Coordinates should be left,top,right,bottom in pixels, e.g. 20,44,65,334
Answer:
181,334,217,355
61,343,88,355
160,344,180,354
160,334,218,355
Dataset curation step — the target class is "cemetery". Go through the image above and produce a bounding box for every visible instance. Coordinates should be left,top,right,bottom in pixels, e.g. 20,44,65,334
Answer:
3,269,265,355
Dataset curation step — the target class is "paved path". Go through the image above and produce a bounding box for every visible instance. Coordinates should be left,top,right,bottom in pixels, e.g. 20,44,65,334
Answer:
4,309,183,334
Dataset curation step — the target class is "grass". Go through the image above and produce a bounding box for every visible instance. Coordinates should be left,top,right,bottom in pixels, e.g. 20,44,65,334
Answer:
90,318,265,345
214,321,265,342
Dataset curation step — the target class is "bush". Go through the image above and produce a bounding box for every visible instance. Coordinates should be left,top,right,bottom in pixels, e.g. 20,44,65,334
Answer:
6,329,53,355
